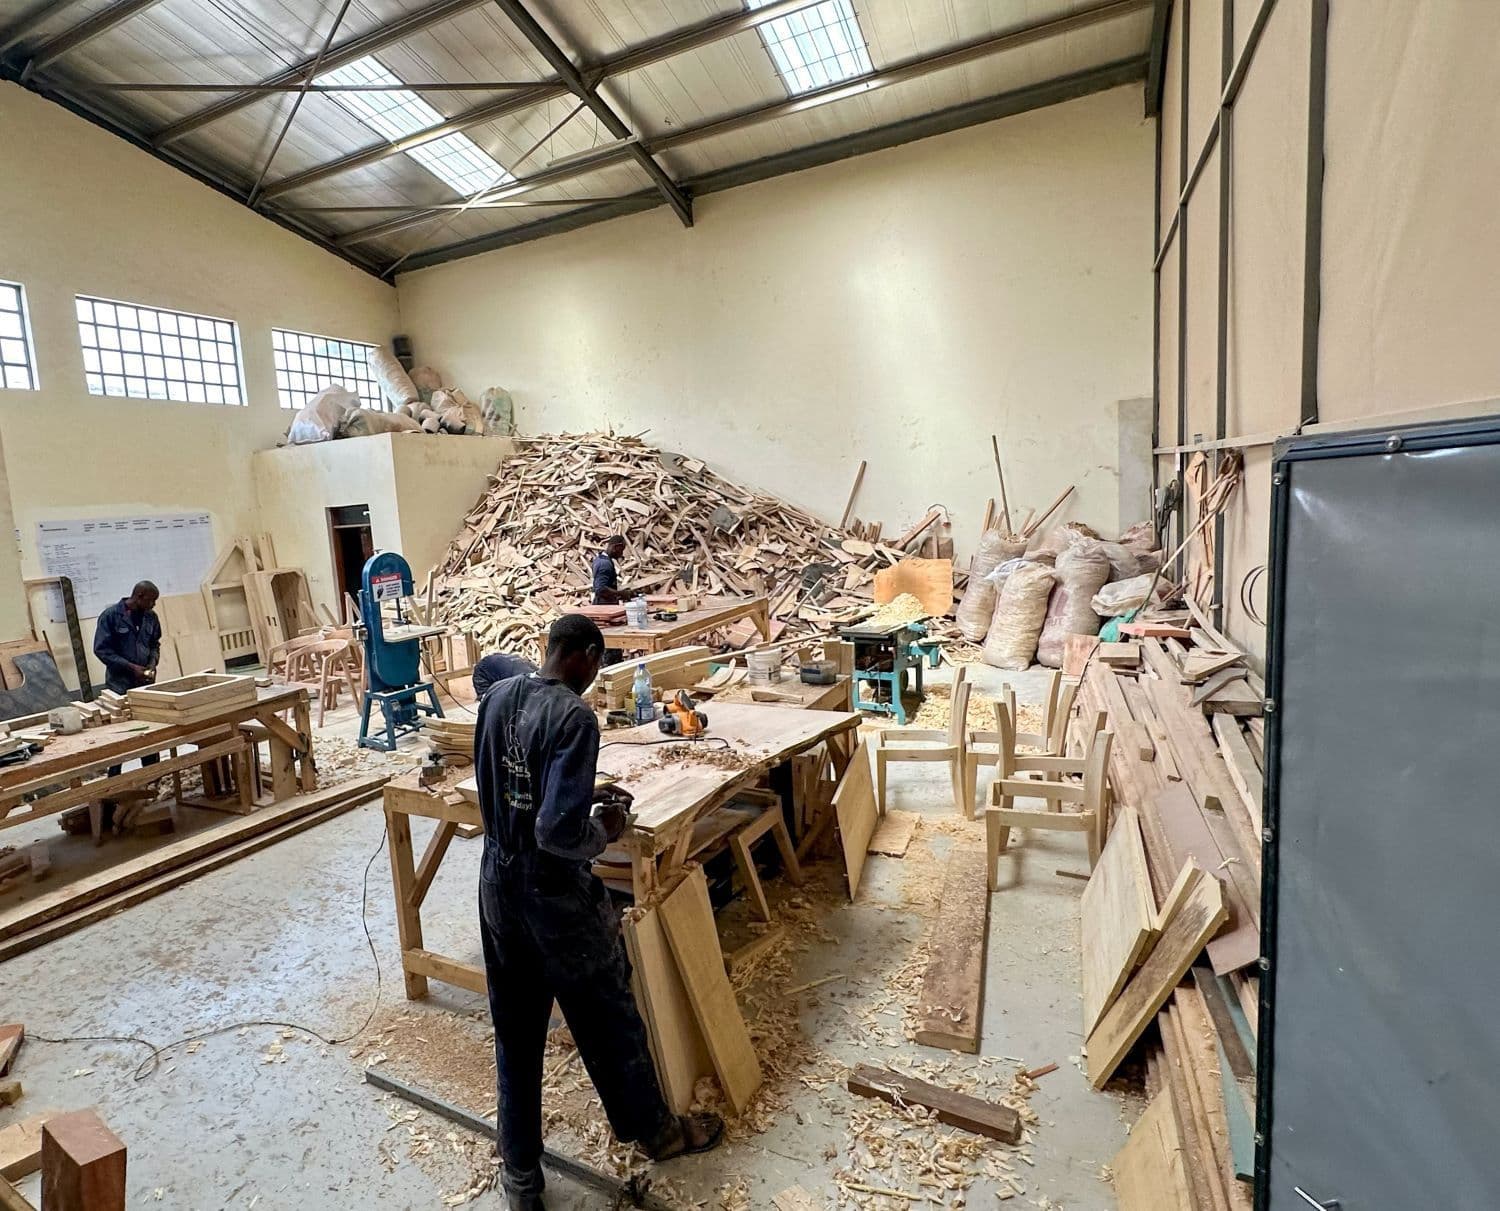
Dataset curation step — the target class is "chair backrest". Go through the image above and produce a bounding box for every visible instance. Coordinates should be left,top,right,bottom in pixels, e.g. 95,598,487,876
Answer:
1084,728,1114,811
1040,670,1062,733
992,695,1016,776
947,677,972,748
1048,680,1081,754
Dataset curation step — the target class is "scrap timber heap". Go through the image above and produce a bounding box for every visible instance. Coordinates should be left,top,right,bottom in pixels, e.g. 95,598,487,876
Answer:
429,432,905,659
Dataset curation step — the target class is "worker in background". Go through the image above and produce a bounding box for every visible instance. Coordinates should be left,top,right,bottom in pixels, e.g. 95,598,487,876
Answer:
591,535,631,605
471,651,537,699
474,614,723,1210
93,580,162,830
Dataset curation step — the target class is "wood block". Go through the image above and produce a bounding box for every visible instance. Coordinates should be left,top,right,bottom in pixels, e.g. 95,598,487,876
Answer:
772,1186,822,1211
1081,808,1158,1036
1086,867,1226,1088
623,905,713,1115
0,1080,19,1107
657,867,762,1115
1112,1091,1193,1211
42,1109,126,1211
0,1026,21,1076
1118,622,1192,640
847,1063,1021,1143
866,808,918,857
833,740,876,898
1062,633,1100,678
0,1113,50,1181
914,843,989,1054
1097,641,1141,668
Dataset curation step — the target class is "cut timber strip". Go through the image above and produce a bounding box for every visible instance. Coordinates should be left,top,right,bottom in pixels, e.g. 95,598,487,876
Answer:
0,1112,54,1181
0,1026,20,1076
1081,807,1158,1036
914,843,989,1054
833,740,877,898
847,1063,1022,1143
1112,1091,1192,1211
657,866,761,1115
1086,864,1226,1088
866,809,918,857
0,775,387,958
1211,714,1264,833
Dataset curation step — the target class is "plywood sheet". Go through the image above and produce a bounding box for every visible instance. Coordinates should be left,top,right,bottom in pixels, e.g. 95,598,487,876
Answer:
1086,866,1226,1088
872,558,953,616
867,808,917,857
657,866,761,1115
1081,807,1158,1035
914,843,989,1054
833,740,877,897
623,905,713,1114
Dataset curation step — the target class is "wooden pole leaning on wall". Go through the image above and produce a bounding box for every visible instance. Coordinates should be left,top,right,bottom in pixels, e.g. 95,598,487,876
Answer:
839,460,867,530
990,436,1012,533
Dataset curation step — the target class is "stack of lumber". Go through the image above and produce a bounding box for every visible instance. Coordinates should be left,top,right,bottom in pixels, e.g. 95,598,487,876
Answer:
428,433,954,660
424,718,476,762
1070,602,1262,1211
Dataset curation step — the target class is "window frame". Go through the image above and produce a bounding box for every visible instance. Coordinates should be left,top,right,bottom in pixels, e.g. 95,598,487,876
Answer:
270,326,385,412
0,279,40,391
74,294,246,406
750,0,874,97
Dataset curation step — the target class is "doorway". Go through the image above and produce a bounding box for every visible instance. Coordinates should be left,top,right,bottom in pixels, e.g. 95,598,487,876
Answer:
327,504,373,621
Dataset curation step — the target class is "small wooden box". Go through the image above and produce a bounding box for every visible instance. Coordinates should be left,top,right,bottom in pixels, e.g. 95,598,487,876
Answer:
127,673,257,723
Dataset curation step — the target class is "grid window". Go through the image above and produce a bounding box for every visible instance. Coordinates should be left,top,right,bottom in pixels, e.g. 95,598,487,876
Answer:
75,295,243,405
317,56,514,196
0,281,38,390
271,328,383,411
750,0,874,95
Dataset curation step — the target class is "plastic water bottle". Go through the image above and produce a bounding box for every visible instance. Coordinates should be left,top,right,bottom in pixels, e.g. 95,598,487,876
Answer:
632,663,654,724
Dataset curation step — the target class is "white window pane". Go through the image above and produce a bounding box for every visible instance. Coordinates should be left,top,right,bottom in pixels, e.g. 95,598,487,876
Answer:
0,339,22,364
0,314,20,340
4,366,30,390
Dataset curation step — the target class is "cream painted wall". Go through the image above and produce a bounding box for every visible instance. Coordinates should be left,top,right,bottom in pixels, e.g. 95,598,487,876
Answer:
0,82,396,679
0,430,23,638
396,87,1155,552
252,434,511,612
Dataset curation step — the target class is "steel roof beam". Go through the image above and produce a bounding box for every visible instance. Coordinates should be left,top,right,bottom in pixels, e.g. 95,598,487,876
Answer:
73,79,540,93
245,0,818,202
20,0,161,76
487,0,690,226
150,0,494,148
0,0,85,57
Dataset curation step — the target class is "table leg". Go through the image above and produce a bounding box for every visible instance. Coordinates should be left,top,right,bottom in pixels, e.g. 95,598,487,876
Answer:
268,736,298,803
293,697,317,791
626,834,658,903
235,745,254,812
386,807,428,999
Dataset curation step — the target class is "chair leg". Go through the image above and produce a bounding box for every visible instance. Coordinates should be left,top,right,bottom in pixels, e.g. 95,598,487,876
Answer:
875,749,888,814
731,834,772,922
985,807,1005,891
768,816,804,885
949,755,968,817
1085,812,1101,867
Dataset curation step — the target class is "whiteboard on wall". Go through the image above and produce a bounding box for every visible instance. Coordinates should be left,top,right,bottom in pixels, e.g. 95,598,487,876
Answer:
35,513,216,620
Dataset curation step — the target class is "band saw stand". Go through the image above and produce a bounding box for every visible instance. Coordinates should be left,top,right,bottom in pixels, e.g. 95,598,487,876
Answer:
356,551,445,752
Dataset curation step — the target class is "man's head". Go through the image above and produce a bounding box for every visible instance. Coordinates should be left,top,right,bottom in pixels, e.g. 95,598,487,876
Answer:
127,580,159,612
605,535,626,560
542,613,606,694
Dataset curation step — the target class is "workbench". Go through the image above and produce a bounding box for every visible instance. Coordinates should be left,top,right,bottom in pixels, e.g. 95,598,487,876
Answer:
0,686,315,839
598,595,771,653
711,674,853,713
382,702,859,1000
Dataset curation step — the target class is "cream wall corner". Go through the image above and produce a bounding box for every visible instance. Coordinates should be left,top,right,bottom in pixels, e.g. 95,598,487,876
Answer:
395,86,1155,555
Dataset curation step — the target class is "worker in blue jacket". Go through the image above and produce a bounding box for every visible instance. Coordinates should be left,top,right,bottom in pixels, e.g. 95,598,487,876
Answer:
93,580,162,694
92,580,163,829
474,613,722,1210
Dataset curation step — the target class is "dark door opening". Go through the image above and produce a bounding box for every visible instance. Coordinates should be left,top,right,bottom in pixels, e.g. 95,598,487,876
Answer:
328,504,374,622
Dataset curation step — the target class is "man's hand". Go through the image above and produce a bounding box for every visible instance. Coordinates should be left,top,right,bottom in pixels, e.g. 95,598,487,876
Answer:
595,785,634,842
128,663,150,680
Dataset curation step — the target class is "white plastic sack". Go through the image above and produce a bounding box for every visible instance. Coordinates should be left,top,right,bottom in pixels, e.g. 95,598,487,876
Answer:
1036,542,1113,667
981,561,1056,670
955,530,1029,641
369,347,419,408
340,407,422,437
286,386,357,444
1030,520,1100,560
1092,573,1155,618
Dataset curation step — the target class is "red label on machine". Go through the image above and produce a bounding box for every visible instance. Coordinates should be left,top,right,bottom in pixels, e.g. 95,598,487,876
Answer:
371,572,404,601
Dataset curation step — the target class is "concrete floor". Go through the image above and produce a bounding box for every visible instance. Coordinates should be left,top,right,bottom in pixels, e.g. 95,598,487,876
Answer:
0,666,1129,1208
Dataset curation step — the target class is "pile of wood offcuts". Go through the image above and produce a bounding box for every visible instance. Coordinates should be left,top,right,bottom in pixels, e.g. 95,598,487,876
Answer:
428,433,931,659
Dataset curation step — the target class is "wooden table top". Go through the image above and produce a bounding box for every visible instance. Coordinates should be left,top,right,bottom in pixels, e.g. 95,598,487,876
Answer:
598,595,767,647
0,684,306,790
456,701,857,841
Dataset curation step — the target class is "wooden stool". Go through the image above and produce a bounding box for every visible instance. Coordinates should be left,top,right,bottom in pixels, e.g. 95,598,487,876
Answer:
728,792,804,921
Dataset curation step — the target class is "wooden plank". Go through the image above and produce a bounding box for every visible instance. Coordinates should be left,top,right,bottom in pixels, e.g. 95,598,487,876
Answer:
1063,633,1100,678
914,843,989,1054
1174,990,1252,1208
1180,651,1245,684
402,948,486,995
170,631,226,676
1081,808,1158,1035
866,808,917,857
41,1109,125,1211
1154,784,1259,975
1086,867,1226,1088
0,1026,21,1076
1211,715,1264,833
1097,641,1141,668
0,774,387,944
623,904,714,1114
1112,1091,1193,1211
657,866,762,1115
847,1064,1021,1143
0,1113,51,1182
833,740,877,898
1190,667,1248,707
1118,622,1192,640
0,1175,32,1211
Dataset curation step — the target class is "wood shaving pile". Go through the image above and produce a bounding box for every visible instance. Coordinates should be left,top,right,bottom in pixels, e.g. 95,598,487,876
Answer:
316,735,423,781
634,742,756,773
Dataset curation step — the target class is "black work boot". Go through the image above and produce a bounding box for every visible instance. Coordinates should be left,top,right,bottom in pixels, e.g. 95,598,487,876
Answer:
643,1112,725,1161
501,1163,545,1211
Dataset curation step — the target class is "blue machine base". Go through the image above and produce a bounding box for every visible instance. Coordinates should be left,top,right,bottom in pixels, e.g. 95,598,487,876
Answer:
359,682,444,752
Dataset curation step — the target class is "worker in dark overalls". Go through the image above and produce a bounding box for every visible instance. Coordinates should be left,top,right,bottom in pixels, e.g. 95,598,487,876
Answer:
92,579,162,830
474,613,723,1210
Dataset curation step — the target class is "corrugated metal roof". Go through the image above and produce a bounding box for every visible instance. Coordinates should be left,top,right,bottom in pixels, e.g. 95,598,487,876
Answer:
0,0,1152,275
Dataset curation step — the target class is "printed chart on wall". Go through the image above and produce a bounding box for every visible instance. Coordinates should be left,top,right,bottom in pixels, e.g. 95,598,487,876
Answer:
35,514,216,620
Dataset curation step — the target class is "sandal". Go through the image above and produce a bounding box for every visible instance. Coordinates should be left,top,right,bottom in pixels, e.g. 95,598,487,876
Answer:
643,1112,725,1161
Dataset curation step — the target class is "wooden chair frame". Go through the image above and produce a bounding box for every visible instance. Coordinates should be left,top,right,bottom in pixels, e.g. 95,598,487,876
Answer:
726,790,804,921
874,670,973,816
965,682,1092,819
985,727,1114,889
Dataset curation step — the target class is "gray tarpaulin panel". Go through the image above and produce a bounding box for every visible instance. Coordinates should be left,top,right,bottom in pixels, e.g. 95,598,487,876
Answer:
1268,440,1500,1208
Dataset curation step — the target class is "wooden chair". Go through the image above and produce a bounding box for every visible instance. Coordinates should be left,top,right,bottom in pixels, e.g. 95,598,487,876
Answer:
985,727,1114,889
966,681,1093,815
726,790,804,921
294,638,362,727
875,669,973,816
